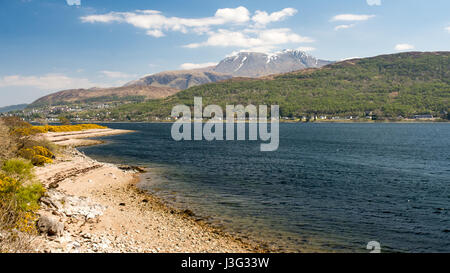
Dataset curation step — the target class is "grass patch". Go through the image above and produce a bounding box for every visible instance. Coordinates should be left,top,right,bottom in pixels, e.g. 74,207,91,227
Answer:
1,158,35,183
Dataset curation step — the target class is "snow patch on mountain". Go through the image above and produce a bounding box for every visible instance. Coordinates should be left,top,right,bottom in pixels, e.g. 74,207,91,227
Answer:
213,50,333,77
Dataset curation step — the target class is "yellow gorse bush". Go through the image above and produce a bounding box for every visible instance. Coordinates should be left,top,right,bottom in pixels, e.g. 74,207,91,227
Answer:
0,173,45,234
31,155,53,166
1,158,35,183
11,126,43,137
0,173,21,193
32,124,107,133
14,211,38,234
32,146,54,159
0,117,48,241
12,124,107,136
18,146,54,166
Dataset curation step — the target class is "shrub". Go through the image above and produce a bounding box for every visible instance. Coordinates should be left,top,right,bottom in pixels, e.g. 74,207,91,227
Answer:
13,211,39,235
1,159,34,183
18,149,36,161
1,118,43,155
32,146,55,159
0,121,17,162
31,155,53,166
0,117,30,129
0,226,36,253
0,118,47,252
0,173,45,217
31,124,107,133
21,138,58,157
0,173,45,241
11,127,44,137
0,173,21,194
15,183,45,212
18,146,54,166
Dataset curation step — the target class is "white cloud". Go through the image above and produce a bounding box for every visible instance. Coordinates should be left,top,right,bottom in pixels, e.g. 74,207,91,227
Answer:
100,71,136,79
224,47,274,56
81,13,120,23
395,43,415,51
446,26,450,33
80,6,305,49
252,8,297,26
366,0,381,6
331,14,375,22
331,14,374,31
185,28,313,50
146,29,165,37
0,74,105,90
66,0,81,6
334,24,356,30
214,6,251,23
180,62,218,70
82,6,309,52
81,7,251,37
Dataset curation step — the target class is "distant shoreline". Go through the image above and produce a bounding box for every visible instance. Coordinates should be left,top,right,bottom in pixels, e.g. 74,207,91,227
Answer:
57,119,449,124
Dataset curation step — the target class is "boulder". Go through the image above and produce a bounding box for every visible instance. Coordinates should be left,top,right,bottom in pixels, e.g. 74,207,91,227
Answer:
38,212,64,237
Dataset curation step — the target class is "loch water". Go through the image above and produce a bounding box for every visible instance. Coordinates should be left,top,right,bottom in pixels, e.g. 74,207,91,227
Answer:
79,123,450,252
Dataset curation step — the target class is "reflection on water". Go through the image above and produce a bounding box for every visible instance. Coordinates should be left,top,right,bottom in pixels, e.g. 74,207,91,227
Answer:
79,123,450,253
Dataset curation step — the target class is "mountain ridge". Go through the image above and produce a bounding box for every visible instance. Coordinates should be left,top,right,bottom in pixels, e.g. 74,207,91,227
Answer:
124,70,232,90
0,104,28,113
29,85,179,108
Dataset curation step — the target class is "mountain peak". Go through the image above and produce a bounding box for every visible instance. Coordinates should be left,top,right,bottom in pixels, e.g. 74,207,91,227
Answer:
213,49,332,77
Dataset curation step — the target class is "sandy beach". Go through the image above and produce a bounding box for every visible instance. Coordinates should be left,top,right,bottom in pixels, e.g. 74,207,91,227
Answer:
34,129,260,253
43,128,135,147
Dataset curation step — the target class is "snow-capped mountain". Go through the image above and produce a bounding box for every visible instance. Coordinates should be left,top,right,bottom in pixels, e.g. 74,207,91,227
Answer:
124,50,333,90
213,50,333,77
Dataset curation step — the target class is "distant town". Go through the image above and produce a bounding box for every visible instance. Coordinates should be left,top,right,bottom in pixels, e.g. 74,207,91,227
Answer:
1,103,446,123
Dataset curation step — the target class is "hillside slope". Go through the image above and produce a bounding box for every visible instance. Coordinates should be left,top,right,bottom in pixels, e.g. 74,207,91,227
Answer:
0,104,28,113
29,85,179,108
125,70,232,90
109,52,450,119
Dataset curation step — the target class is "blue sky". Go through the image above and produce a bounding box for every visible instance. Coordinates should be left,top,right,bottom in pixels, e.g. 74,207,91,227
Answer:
0,0,449,107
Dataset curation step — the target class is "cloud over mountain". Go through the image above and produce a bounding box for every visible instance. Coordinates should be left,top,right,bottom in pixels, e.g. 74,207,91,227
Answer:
80,6,310,53
184,28,313,52
252,8,297,26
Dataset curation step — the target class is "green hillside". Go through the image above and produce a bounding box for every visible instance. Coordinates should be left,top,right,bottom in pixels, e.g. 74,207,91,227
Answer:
102,52,450,120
